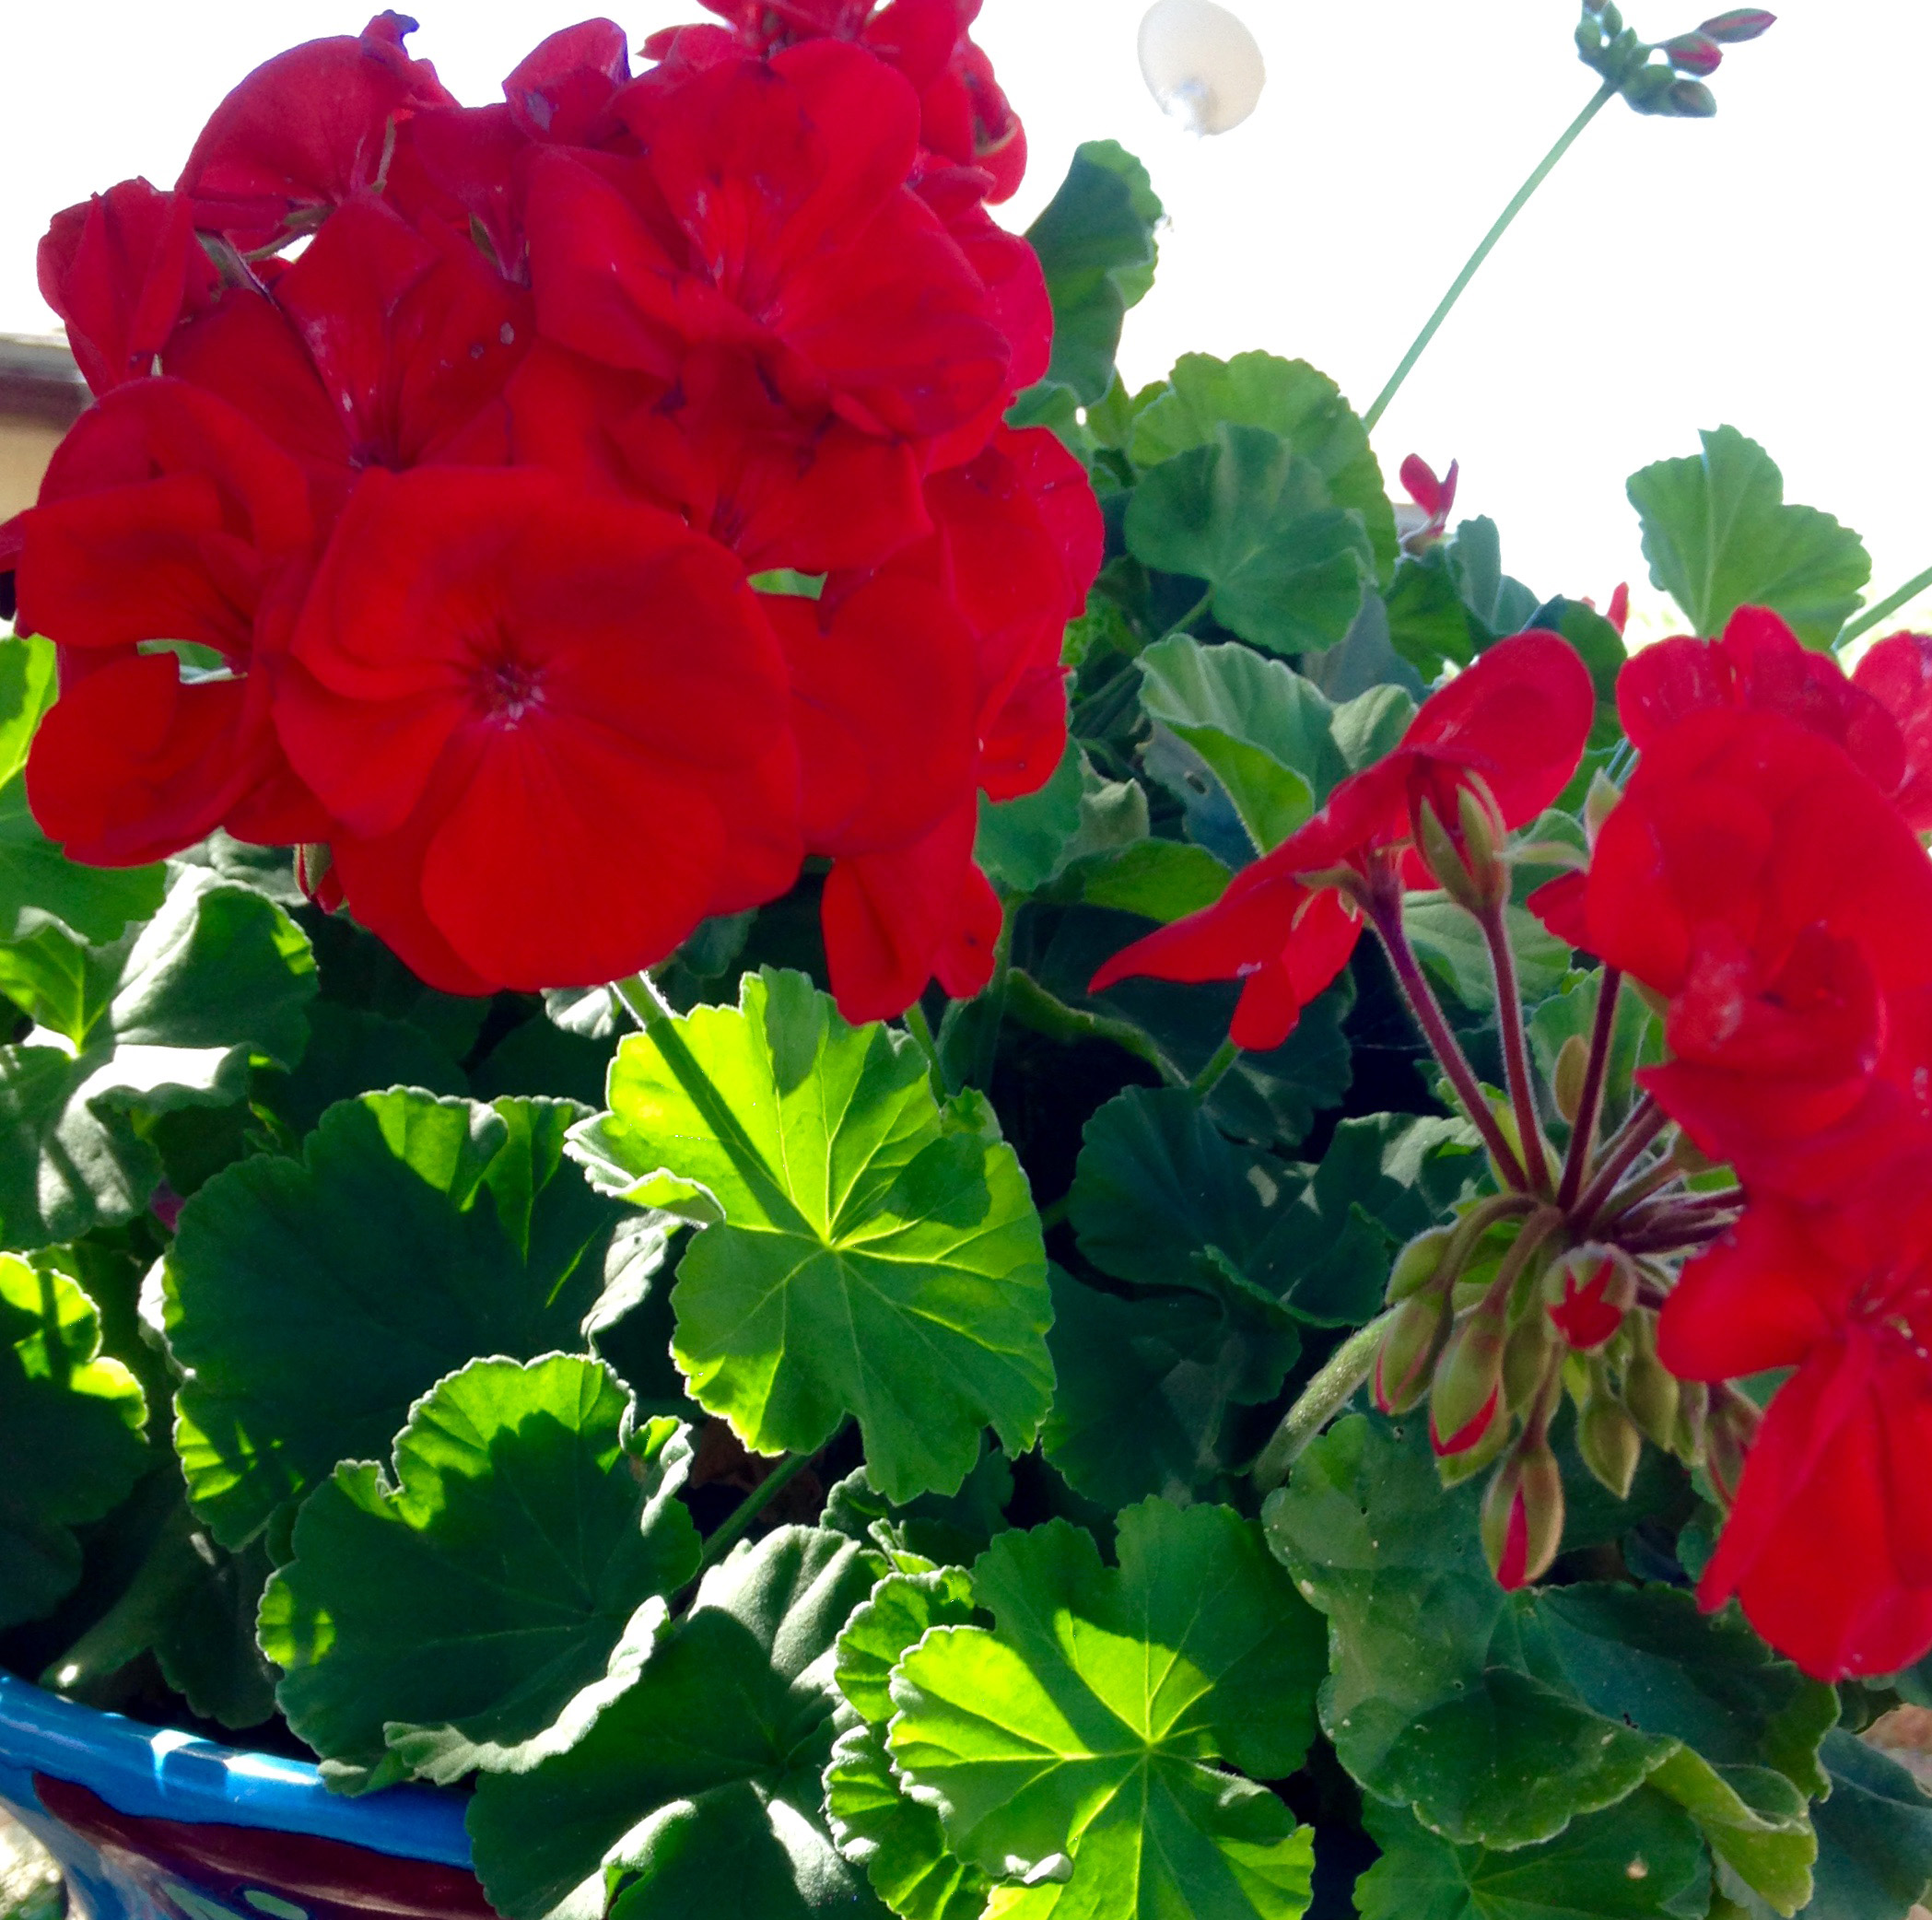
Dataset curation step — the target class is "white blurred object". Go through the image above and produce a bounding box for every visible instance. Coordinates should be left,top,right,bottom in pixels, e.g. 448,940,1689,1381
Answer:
1138,0,1267,135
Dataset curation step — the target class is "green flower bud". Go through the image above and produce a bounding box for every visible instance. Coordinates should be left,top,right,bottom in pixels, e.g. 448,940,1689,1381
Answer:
1552,1033,1590,1125
1584,767,1622,845
1672,1378,1710,1467
1388,1225,1457,1304
1504,1305,1558,1414
1622,1313,1680,1448
1374,1289,1452,1416
1578,1371,1643,1500
1481,1437,1565,1588
1431,1298,1510,1458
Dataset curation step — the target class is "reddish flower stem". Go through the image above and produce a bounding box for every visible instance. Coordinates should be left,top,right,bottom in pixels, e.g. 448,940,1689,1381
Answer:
1367,890,1529,1191
1479,901,1551,1197
1575,1095,1669,1227
1557,966,1622,1212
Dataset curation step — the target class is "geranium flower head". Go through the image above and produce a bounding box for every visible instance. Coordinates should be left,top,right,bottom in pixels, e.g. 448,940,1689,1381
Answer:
275,465,801,991
1091,632,1596,1050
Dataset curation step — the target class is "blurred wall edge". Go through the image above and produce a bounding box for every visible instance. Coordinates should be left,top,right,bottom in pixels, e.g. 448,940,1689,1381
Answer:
0,336,84,521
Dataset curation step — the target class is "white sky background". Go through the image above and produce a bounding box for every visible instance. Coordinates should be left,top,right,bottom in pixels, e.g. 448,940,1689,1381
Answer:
2,1,1925,630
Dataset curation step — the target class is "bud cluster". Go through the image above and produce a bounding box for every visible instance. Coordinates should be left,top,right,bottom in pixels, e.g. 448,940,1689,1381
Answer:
1575,3,1774,118
1374,1200,1751,1590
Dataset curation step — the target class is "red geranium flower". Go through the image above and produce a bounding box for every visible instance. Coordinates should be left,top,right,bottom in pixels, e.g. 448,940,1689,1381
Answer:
1091,634,1597,1050
274,465,801,991
178,13,456,252
1850,627,1932,832
1660,1173,1932,1677
523,40,1011,447
1575,706,1932,1188
18,379,325,863
37,180,218,397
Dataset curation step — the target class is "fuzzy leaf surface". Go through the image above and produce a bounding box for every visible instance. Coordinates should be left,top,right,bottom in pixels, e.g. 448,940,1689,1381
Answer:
0,1252,148,1628
568,969,1052,1503
167,1091,626,1548
466,1526,884,1920
887,1501,1324,1920
0,869,314,1247
260,1355,701,1790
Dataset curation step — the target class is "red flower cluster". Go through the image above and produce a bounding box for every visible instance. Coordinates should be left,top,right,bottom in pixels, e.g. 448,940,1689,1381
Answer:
14,10,1092,1014
1542,605,1932,1677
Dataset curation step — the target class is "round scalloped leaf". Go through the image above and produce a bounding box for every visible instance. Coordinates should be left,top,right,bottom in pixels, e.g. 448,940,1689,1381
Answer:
886,1501,1324,1920
260,1354,701,1790
0,1252,148,1629
568,969,1052,1504
467,1525,884,1920
167,1090,629,1549
827,1720,991,1920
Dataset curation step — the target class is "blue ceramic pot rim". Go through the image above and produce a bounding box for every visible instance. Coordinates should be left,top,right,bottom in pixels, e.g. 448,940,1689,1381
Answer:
0,1672,472,1868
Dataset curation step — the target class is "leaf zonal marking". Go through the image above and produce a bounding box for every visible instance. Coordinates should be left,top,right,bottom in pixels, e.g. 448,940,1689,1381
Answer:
885,1500,1325,1920
568,969,1053,1504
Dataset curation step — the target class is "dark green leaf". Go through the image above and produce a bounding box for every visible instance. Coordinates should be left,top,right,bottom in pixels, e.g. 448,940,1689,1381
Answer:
821,1446,1014,1571
1405,896,1572,1013
0,1253,148,1629
1042,1267,1297,1506
0,781,164,949
568,970,1052,1503
1068,838,1232,923
1128,353,1397,580
1627,427,1870,647
466,1526,884,1920
978,743,1088,894
1528,971,1662,1140
253,1000,466,1139
1447,519,1540,639
1386,550,1481,679
0,870,315,1248
887,1502,1324,1920
1355,1790,1712,1920
1023,142,1162,405
1126,427,1372,655
166,1090,627,1548
1783,1730,1932,1920
261,1356,701,1790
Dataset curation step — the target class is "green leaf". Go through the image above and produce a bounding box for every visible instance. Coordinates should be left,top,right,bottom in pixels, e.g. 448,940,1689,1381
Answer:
826,1566,992,1920
1137,637,1344,850
1386,550,1481,679
0,1252,148,1629
887,1501,1324,1920
253,1000,467,1139
1042,1268,1298,1507
1125,426,1373,655
1128,353,1397,581
0,633,56,787
1355,1790,1712,1920
1023,142,1162,405
1405,896,1573,1013
466,1525,885,1920
1795,1729,1932,1920
1529,970,1663,1141
1070,1090,1473,1329
0,781,166,947
0,870,315,1248
166,1090,628,1549
822,1446,1014,1572
978,744,1088,895
1447,519,1540,640
1070,839,1232,923
827,1720,991,1920
1627,427,1871,647
260,1356,701,1791
568,969,1053,1503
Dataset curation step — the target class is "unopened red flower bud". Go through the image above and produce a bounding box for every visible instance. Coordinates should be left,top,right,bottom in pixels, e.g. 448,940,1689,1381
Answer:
1481,1437,1565,1589
1704,1387,1761,1504
1699,8,1775,42
1622,1314,1680,1447
1431,1298,1509,1456
1578,1367,1643,1499
1504,1305,1558,1413
1375,1289,1452,1415
1662,32,1723,75
1546,1248,1635,1352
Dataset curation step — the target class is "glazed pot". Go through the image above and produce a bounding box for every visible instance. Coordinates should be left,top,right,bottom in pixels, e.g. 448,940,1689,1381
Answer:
0,1675,490,1920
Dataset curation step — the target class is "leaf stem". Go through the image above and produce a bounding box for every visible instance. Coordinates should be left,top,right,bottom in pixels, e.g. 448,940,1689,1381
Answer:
1251,1309,1398,1493
1837,561,1932,650
968,904,1016,1092
1189,1037,1239,1102
1364,80,1619,432
1160,588,1215,642
693,1436,839,1579
1367,890,1529,1190
1479,901,1551,1196
1558,966,1622,1212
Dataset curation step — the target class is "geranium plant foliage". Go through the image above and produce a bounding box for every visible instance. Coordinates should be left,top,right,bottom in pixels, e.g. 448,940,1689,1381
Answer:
6,3,1932,1918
